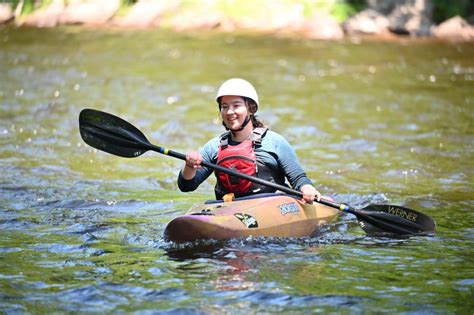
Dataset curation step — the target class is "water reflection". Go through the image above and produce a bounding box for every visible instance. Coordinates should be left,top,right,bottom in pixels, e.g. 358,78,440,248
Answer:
160,233,406,312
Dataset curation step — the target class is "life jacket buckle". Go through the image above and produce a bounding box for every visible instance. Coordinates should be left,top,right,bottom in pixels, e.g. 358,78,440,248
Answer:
222,193,235,202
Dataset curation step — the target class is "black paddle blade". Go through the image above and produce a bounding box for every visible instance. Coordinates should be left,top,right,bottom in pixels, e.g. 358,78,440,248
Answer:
79,109,151,158
356,204,435,236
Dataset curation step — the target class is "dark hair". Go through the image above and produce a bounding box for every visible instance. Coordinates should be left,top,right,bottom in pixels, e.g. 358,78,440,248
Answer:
243,97,265,128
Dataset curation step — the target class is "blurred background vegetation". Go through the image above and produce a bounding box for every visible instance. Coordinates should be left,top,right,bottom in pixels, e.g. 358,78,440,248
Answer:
431,0,473,23
3,0,473,24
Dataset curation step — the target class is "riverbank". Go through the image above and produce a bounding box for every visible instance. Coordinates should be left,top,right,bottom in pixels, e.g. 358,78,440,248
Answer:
1,0,473,41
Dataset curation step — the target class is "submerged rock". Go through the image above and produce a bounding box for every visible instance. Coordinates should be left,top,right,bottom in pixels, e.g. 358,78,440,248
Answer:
168,5,229,32
387,0,434,36
343,9,390,35
114,0,180,28
231,2,306,33
0,3,13,24
59,0,120,25
22,0,64,28
300,13,344,40
432,16,474,41
367,0,400,15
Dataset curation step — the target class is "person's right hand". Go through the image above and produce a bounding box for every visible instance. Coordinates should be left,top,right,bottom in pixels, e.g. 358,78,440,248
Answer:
185,151,203,169
300,184,321,204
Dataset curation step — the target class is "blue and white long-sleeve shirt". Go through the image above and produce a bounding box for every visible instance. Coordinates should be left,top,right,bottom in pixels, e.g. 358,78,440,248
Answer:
177,129,313,194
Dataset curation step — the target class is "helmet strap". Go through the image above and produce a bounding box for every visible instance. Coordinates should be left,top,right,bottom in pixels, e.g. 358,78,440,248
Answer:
232,115,251,132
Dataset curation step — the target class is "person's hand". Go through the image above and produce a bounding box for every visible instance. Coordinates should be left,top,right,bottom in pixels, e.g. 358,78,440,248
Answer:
185,151,203,169
300,184,321,203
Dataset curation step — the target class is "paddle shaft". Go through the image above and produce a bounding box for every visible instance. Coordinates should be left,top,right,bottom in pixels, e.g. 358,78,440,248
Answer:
148,142,435,235
148,142,350,212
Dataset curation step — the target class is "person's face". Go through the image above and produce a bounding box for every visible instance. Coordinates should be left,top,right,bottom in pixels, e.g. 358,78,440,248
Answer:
220,96,249,130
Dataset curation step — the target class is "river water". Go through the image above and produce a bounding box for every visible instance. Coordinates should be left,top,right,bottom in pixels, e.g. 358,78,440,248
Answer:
0,26,473,314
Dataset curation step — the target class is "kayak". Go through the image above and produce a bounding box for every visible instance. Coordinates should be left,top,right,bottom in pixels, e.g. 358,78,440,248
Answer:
164,193,340,242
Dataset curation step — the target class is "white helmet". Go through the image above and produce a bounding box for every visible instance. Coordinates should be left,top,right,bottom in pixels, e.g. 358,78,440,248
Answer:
216,78,259,109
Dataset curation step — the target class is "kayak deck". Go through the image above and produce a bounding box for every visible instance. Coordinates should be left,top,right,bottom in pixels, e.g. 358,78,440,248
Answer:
164,193,340,242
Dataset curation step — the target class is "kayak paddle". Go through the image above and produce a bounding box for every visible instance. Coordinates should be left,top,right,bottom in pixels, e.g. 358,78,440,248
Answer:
79,108,435,236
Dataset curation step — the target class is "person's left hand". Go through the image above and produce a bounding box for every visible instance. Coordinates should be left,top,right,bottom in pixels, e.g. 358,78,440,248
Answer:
300,184,321,203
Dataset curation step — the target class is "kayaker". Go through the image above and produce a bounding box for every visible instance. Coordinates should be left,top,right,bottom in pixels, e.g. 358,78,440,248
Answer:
178,78,322,203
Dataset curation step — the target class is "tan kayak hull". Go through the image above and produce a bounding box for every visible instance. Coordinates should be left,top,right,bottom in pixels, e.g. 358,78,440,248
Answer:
164,194,339,242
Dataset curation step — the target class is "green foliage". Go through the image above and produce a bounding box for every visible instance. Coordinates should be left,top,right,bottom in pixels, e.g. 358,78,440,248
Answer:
121,0,137,6
433,0,473,23
116,0,138,17
21,0,34,15
292,0,364,22
216,0,268,20
216,0,367,23
0,0,34,15
329,0,367,22
0,0,19,5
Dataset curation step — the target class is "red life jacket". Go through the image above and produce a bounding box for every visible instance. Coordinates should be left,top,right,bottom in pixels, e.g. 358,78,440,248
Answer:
216,128,267,196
